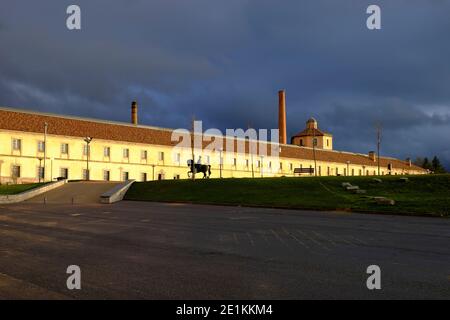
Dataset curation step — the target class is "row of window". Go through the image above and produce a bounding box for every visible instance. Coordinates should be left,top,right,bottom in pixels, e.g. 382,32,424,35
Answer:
11,138,165,161
8,163,393,181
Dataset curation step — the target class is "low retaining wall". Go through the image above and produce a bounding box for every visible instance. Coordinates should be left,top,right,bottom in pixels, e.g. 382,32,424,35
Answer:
100,180,135,204
0,180,67,204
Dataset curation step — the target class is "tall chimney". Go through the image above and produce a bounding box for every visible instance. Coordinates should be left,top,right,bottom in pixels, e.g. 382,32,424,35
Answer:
131,101,138,125
278,90,287,144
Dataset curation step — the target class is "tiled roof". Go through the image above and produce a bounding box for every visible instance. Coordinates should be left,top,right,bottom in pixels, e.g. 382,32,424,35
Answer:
0,107,425,172
292,127,331,137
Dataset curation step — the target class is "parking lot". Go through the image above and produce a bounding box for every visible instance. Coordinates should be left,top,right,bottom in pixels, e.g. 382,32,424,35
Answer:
0,201,449,299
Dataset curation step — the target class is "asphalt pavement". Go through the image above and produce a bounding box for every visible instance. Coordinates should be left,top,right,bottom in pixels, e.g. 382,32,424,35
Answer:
0,201,449,299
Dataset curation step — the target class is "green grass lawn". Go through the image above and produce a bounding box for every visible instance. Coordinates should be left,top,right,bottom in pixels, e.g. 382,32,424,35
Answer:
124,174,450,217
0,183,47,195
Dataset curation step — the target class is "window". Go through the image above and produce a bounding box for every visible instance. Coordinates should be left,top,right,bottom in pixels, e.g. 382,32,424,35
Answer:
103,170,110,181
174,174,180,180
280,162,283,170
318,166,322,176
352,168,355,176
60,168,68,179
257,160,261,168
289,163,293,171
359,169,362,176
344,168,347,176
12,165,21,178
104,147,111,157
123,148,129,158
175,153,181,163
327,139,330,147
82,169,89,180
37,167,45,180
268,161,272,169
327,167,330,176
158,151,164,161
61,143,69,154
122,171,129,181
37,141,45,153
141,173,147,182
313,138,317,146
158,173,164,180
336,168,339,176
233,158,237,167
141,150,148,160
300,139,303,146
12,139,22,151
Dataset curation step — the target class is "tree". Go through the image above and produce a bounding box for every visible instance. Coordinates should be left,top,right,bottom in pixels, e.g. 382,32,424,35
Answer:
431,156,447,174
422,157,432,170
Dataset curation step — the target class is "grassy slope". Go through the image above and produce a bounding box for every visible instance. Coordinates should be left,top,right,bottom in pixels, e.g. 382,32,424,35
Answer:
0,183,47,195
124,174,450,217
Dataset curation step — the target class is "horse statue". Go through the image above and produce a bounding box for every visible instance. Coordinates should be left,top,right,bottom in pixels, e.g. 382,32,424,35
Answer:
187,159,211,179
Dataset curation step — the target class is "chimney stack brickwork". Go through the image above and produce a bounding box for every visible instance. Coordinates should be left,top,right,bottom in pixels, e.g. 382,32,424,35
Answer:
131,101,138,125
278,90,287,145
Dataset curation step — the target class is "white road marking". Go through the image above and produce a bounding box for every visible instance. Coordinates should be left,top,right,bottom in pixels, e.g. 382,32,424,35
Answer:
296,229,330,251
271,229,290,248
282,228,310,249
246,232,255,246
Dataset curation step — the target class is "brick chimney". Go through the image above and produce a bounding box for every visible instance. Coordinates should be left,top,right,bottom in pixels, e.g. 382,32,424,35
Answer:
131,101,138,125
368,151,376,162
278,90,287,144
406,157,412,167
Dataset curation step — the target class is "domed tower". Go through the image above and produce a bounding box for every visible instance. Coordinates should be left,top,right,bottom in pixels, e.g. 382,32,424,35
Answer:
306,117,318,129
291,118,333,150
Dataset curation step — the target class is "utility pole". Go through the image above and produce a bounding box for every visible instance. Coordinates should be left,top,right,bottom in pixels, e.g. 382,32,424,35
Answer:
376,123,382,176
43,122,48,182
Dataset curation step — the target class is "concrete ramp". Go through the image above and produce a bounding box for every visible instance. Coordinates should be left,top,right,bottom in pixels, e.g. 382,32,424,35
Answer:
27,181,120,204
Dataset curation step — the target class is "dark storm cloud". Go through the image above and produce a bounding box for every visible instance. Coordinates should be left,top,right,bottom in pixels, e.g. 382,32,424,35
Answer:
0,0,449,168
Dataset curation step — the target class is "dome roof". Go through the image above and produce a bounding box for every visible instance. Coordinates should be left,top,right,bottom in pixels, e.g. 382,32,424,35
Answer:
307,117,317,123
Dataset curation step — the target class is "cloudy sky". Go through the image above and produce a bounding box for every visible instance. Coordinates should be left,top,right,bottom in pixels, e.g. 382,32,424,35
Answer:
1,1,449,167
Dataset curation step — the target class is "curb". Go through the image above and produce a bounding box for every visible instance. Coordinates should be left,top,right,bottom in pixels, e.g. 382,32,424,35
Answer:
0,180,67,204
100,180,135,204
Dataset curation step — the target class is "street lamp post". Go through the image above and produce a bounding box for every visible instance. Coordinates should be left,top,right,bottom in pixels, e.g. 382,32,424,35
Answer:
312,130,317,177
43,122,48,182
0,160,3,185
260,155,264,178
84,137,93,181
219,148,223,178
38,158,43,183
